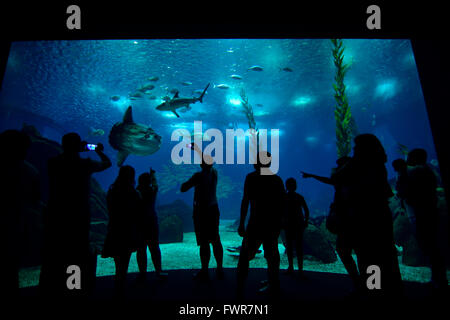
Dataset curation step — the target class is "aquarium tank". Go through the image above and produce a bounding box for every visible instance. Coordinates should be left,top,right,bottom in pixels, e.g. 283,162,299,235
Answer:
1,39,448,288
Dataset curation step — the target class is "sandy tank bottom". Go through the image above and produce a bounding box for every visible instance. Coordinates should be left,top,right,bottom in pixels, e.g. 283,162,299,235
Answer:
19,220,448,288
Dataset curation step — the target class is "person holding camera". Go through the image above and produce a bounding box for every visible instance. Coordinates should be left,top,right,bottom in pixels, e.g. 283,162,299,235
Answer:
39,132,111,298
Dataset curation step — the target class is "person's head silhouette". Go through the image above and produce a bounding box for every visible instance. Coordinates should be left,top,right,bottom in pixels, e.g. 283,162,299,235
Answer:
254,151,271,171
62,132,82,155
200,158,213,171
285,177,297,192
353,133,387,164
116,165,135,187
0,129,31,162
138,172,151,187
407,148,427,166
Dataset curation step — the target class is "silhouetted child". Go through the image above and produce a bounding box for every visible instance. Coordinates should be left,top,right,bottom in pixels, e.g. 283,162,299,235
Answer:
136,168,168,280
406,148,447,292
283,178,309,276
103,165,141,298
181,143,224,281
237,151,286,298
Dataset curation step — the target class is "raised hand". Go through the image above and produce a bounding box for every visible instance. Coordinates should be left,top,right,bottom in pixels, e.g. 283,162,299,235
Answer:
301,171,312,178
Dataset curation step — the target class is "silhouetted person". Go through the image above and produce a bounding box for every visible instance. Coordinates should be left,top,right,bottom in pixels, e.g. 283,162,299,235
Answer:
102,165,141,297
40,132,111,298
283,178,309,276
392,158,408,219
405,148,447,292
0,129,38,299
237,151,286,298
181,143,224,281
136,168,168,280
302,156,362,292
333,134,402,299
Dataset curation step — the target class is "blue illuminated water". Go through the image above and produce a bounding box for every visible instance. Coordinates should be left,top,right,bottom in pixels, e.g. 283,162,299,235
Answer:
0,39,435,219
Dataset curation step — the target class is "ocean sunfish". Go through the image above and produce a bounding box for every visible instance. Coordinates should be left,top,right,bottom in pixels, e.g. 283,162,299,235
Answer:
109,106,161,166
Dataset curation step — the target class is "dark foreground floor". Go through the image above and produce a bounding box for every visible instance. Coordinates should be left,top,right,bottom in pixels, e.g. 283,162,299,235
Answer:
18,268,446,317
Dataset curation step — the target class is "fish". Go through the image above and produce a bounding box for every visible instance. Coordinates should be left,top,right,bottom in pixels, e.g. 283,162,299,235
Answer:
110,95,121,101
169,88,179,94
248,65,263,71
108,106,162,166
214,84,230,89
148,95,157,100
88,127,105,137
148,76,159,82
255,104,263,107
156,83,210,118
129,92,143,99
137,84,155,92
230,74,242,80
181,81,192,86
281,67,293,72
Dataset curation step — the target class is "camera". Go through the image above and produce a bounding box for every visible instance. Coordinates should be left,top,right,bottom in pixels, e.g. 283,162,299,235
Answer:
81,141,98,152
86,143,98,151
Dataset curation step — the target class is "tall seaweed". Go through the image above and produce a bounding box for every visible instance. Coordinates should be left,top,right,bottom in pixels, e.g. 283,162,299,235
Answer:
240,89,259,161
331,39,355,158
240,89,257,131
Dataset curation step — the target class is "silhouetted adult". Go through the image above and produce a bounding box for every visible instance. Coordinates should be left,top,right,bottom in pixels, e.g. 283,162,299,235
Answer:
333,134,402,298
237,151,286,298
406,148,447,292
102,165,141,297
302,156,361,292
136,168,168,280
283,177,309,276
39,133,111,298
181,143,224,281
0,129,38,299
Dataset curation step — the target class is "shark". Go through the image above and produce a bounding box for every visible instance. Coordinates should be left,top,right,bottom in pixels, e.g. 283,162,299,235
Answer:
108,106,162,166
156,83,210,118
